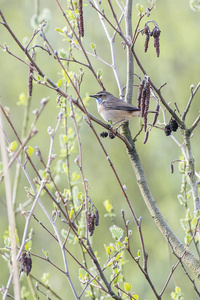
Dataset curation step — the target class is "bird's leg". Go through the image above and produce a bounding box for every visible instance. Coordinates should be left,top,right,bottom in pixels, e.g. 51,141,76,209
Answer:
112,119,125,127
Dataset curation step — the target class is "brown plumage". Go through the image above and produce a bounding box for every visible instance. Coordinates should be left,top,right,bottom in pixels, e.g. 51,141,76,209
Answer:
90,91,141,124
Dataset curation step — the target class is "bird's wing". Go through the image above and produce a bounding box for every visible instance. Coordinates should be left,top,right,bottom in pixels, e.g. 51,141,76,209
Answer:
103,99,140,111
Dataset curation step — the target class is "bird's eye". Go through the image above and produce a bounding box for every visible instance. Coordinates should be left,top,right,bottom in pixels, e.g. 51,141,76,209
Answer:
98,94,102,97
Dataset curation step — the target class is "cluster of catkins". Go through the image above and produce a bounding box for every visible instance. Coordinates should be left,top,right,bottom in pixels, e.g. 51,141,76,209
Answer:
144,23,161,57
87,209,99,236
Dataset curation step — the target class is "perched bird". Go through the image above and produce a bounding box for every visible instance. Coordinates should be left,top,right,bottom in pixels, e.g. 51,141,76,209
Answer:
90,91,141,125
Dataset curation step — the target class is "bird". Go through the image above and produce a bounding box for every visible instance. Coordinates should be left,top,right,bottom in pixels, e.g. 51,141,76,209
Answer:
90,91,141,125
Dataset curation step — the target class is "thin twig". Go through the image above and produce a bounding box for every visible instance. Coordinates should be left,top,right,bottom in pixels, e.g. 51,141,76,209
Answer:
182,82,200,121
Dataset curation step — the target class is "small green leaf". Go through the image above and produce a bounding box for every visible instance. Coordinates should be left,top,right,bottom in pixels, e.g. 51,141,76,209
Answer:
136,3,144,13
59,49,68,58
62,162,68,174
124,282,132,292
109,119,113,125
177,194,186,206
131,294,139,300
175,286,181,294
195,210,200,217
21,286,30,298
79,268,87,281
135,249,141,261
103,200,113,213
186,208,192,221
8,140,18,152
105,245,113,256
180,219,189,231
113,274,121,284
191,217,197,229
41,272,50,287
110,225,124,240
90,43,96,53
115,253,122,261
68,127,74,137
63,135,68,143
171,292,176,299
17,93,27,106
26,146,34,157
57,78,62,88
25,240,32,252
55,27,64,33
61,229,68,239
184,234,191,245
97,68,103,80
42,249,49,259
77,192,83,200
4,237,11,248
72,172,80,182
69,207,74,219
86,290,93,298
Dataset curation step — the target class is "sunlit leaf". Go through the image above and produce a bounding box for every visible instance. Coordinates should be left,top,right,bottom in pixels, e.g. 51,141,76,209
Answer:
17,92,27,106
26,146,34,157
132,294,139,300
8,140,18,152
42,249,49,259
124,282,132,292
55,27,64,33
57,78,62,88
103,200,113,213
105,245,113,256
97,68,103,80
79,268,87,281
25,240,32,252
184,234,191,245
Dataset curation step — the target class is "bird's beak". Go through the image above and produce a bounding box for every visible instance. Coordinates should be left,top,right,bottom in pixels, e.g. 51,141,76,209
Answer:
89,95,96,98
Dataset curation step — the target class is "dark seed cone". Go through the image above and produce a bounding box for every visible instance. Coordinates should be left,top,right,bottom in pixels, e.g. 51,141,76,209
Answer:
109,132,115,139
169,119,178,132
164,124,172,136
78,0,84,37
28,62,33,96
100,131,108,138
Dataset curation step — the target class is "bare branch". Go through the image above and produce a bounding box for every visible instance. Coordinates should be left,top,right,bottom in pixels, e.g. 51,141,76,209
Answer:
183,82,200,121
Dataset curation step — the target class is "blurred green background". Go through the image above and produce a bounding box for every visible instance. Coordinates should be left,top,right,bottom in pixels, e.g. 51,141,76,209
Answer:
0,0,200,299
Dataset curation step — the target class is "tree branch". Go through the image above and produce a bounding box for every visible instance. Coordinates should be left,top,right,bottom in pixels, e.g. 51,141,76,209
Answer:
126,141,200,280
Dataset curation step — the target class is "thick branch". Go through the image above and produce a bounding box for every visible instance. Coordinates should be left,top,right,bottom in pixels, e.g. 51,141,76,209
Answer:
125,0,134,104
126,140,200,280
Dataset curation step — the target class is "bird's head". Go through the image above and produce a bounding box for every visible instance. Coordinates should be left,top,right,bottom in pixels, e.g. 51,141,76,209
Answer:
90,91,111,102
